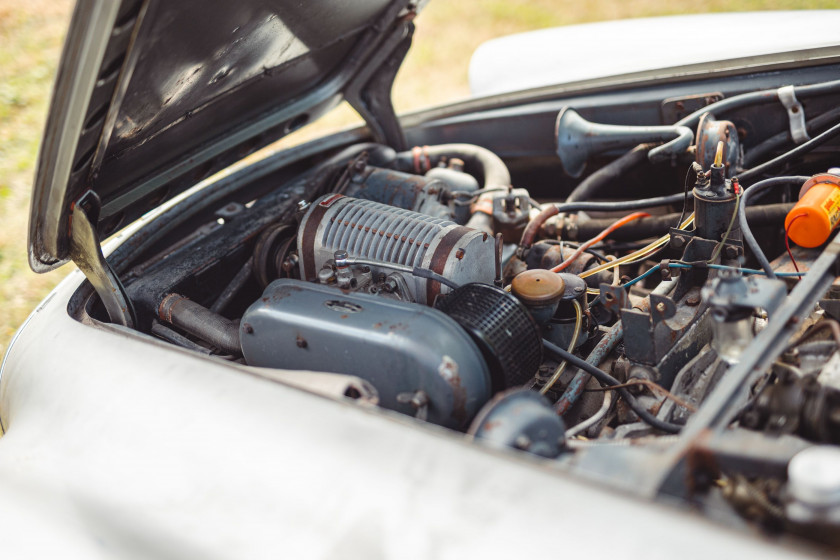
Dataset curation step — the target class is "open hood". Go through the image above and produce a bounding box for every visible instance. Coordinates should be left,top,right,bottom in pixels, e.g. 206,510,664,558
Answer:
29,0,417,272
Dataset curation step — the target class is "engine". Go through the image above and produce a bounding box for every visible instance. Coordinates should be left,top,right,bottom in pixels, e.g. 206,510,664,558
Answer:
109,80,840,547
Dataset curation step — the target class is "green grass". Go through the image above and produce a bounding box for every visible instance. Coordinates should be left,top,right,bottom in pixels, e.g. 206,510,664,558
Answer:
0,0,834,356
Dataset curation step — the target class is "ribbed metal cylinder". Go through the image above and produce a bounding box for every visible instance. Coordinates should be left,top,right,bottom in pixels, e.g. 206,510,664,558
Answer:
321,198,453,268
298,194,497,304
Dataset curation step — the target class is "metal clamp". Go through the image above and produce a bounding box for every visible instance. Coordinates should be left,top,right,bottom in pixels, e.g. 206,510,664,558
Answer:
778,85,810,144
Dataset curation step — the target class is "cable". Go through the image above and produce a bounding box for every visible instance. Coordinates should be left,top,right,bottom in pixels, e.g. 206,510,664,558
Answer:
540,240,611,263
565,391,612,438
540,299,582,395
551,212,650,272
589,379,697,413
708,182,741,264
785,213,806,274
345,258,461,290
737,176,810,279
744,106,840,167
578,214,695,279
678,162,702,228
738,121,840,184
542,339,683,433
553,192,685,215
520,192,684,250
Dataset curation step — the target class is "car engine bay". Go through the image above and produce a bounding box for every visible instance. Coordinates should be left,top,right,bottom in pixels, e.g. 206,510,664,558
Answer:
71,70,840,548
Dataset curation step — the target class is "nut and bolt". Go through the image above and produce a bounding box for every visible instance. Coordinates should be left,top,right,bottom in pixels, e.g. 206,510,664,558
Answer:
724,246,739,259
334,249,348,268
685,294,701,306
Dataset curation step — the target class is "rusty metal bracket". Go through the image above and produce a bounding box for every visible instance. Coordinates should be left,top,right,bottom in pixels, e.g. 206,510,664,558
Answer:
69,190,136,327
778,85,810,145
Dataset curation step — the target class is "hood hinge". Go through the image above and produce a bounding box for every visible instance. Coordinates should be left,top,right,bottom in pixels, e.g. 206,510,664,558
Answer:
345,12,415,152
69,190,136,327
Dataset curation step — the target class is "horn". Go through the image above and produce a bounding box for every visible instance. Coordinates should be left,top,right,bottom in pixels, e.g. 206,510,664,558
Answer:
554,107,694,178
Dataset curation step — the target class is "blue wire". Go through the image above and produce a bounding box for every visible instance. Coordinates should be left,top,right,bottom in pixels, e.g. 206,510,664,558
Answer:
617,262,805,292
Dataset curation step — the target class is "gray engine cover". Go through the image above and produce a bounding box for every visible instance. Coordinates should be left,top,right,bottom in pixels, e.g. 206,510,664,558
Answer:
240,279,492,429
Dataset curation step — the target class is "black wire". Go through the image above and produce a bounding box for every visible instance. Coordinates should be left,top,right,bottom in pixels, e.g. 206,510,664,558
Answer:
553,193,685,214
677,163,701,229
542,339,683,433
738,121,840,184
743,106,840,167
738,176,810,279
412,267,461,291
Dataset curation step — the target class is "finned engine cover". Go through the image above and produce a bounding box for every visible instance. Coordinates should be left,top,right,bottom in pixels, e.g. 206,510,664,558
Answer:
240,279,492,429
298,194,497,304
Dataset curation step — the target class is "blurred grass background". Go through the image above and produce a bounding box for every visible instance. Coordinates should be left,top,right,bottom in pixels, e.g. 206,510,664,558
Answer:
0,0,835,355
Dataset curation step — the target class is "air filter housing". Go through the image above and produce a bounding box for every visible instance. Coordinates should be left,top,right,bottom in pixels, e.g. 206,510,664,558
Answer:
435,283,543,390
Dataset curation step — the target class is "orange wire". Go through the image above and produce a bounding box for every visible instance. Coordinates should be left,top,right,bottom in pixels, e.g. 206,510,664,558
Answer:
552,211,651,273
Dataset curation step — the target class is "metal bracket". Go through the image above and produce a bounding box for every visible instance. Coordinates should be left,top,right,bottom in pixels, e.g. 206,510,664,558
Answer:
778,85,810,145
69,190,136,327
702,273,788,318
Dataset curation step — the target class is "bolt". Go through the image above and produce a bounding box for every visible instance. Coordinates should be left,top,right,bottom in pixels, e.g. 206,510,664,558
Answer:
513,435,532,451
574,285,584,294
242,323,254,334
656,302,667,313
455,248,465,260
686,294,701,306
334,249,348,268
724,246,739,260
296,336,308,348
282,255,299,273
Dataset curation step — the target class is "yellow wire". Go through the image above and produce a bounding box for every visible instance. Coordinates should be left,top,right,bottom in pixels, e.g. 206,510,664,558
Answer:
578,213,695,279
540,299,583,395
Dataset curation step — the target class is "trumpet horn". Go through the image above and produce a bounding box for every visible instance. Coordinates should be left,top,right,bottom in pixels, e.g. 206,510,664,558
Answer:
555,107,694,178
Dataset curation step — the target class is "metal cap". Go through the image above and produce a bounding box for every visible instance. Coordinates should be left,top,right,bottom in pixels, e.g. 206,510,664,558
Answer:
511,269,566,306
788,446,840,507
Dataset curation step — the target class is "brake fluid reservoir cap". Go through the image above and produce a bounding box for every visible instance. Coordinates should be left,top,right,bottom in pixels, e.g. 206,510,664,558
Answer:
786,173,840,248
511,269,565,306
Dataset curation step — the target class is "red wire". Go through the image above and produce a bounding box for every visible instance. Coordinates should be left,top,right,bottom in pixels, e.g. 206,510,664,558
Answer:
551,211,651,273
785,214,806,274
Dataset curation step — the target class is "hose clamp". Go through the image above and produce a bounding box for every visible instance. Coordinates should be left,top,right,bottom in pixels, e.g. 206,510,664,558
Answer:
778,85,810,145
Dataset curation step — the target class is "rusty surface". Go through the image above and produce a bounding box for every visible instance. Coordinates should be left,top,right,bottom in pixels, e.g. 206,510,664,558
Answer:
426,226,471,303
300,196,338,281
684,429,719,497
